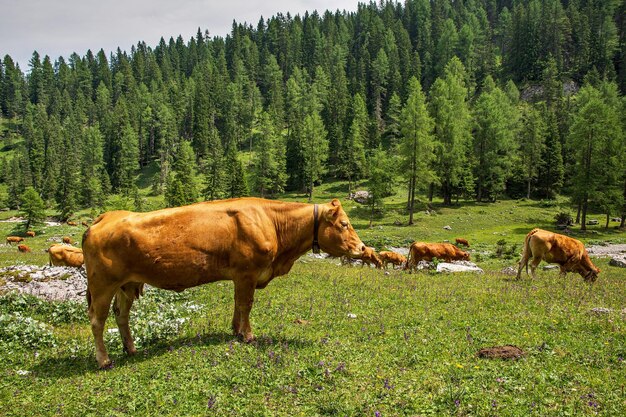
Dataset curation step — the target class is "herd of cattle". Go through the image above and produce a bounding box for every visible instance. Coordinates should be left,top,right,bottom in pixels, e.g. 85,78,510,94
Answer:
2,198,603,368
6,222,84,267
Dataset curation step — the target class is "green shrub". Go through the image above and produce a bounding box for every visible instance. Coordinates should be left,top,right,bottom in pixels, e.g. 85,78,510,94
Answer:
0,312,56,349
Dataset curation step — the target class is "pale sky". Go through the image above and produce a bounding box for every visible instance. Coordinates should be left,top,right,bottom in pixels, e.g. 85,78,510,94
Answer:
1,0,362,70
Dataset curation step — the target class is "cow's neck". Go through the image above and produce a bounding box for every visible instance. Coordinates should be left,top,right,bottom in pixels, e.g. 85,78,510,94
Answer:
270,202,319,261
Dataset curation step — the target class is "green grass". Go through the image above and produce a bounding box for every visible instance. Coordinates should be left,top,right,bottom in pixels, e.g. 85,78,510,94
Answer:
0,175,625,415
0,260,624,416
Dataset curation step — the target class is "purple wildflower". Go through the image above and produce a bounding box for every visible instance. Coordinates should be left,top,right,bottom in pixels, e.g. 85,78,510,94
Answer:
207,395,216,409
335,362,346,372
375,411,381,417
454,399,460,407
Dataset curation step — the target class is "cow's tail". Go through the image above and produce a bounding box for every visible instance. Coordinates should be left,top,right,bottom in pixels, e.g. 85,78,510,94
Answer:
404,243,414,271
518,229,539,278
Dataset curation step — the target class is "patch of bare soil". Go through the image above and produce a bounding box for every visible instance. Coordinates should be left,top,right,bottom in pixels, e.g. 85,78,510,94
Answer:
477,345,525,360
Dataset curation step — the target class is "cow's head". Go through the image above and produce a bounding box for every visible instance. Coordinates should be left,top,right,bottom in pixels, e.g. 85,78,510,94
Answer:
318,199,366,258
579,252,600,283
363,247,382,268
460,250,470,261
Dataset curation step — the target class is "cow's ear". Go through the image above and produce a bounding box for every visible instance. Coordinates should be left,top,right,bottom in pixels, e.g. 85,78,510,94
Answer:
324,201,340,220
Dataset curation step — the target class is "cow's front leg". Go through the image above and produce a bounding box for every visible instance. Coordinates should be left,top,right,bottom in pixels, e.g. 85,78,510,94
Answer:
232,279,256,342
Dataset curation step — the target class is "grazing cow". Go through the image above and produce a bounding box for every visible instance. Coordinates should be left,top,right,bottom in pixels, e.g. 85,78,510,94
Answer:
26,231,36,237
67,221,78,226
6,236,24,244
62,236,72,244
516,228,600,282
455,237,470,247
17,244,31,253
82,197,366,368
360,247,382,268
405,242,470,270
378,251,407,270
48,244,84,267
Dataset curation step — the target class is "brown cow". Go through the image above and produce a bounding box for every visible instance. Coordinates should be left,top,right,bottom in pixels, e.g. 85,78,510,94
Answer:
48,244,84,267
360,247,382,268
67,221,78,226
26,231,36,237
6,236,24,244
62,236,72,244
378,251,407,269
82,197,366,368
455,237,470,247
17,244,31,252
516,228,600,282
405,242,470,270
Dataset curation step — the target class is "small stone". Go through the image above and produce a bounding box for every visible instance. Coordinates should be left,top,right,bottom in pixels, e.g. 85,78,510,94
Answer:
443,225,452,230
347,313,357,319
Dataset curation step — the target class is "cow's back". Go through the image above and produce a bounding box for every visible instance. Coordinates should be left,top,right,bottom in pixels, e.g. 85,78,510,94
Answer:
83,202,280,290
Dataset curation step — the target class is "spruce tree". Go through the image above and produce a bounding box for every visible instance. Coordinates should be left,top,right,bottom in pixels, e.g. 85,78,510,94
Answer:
400,77,435,224
20,186,46,230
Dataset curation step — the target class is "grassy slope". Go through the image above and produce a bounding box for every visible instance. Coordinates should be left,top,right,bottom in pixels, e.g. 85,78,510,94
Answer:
0,126,624,415
0,261,624,416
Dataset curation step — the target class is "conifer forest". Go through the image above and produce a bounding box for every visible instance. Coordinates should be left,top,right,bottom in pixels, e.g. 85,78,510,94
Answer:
0,0,624,224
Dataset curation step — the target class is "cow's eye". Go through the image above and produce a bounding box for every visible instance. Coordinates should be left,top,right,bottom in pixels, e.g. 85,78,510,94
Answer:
340,221,348,228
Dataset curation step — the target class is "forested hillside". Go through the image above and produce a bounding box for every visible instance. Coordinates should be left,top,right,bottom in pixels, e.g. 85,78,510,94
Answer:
0,0,624,225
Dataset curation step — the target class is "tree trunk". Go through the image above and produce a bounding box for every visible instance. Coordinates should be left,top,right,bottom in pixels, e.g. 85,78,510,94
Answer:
408,174,415,225
428,183,434,202
527,179,531,199
575,200,582,224
581,194,588,231
605,213,610,229
621,176,626,228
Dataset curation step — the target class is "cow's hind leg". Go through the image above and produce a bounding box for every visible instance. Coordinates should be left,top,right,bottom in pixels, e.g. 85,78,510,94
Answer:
114,282,143,356
232,279,256,343
529,256,542,279
87,284,117,369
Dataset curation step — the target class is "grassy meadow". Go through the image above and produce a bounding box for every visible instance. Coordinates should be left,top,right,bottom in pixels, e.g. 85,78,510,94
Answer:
0,181,625,416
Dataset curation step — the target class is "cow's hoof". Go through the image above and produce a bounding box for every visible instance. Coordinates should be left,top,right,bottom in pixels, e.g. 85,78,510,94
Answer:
243,334,256,343
123,347,137,356
98,359,113,370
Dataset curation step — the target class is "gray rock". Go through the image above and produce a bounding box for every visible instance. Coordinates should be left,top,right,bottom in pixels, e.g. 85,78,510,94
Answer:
609,256,626,268
350,190,371,204
589,307,612,315
587,219,599,225
501,266,517,276
543,265,559,270
436,262,483,274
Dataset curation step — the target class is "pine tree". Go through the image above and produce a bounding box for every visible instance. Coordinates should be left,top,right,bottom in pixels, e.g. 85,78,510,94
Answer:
568,84,622,230
201,124,225,201
429,57,473,205
516,103,546,199
339,93,368,194
400,77,435,224
367,148,395,227
472,76,516,202
252,112,287,197
301,97,328,202
224,141,248,198
165,141,197,207
20,187,46,230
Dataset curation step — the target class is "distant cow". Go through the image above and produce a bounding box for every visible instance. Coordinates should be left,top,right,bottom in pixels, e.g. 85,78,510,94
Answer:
62,236,72,244
378,251,407,269
361,247,382,268
17,244,31,252
6,236,24,244
405,242,470,270
48,244,84,267
455,237,470,247
516,228,600,282
26,231,36,237
67,221,78,226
